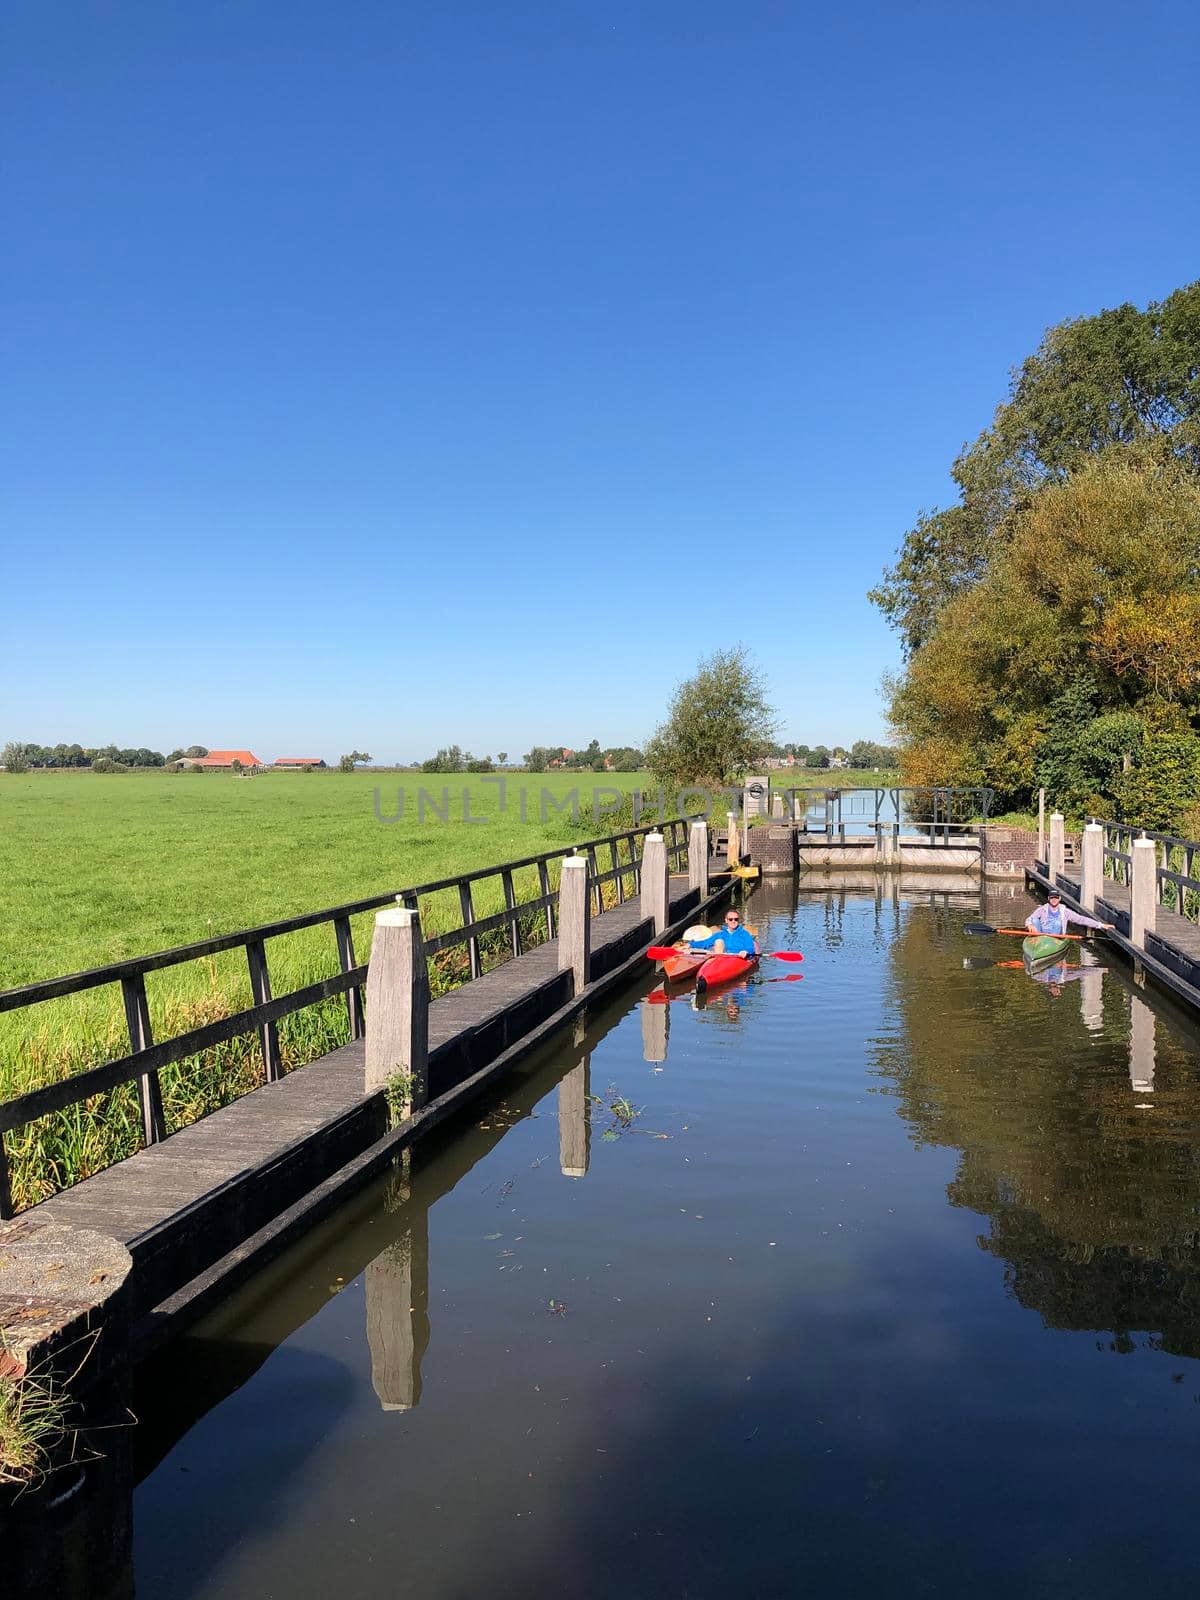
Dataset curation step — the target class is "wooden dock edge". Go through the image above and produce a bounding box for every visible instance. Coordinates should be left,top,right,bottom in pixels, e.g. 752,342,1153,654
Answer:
135,875,736,1355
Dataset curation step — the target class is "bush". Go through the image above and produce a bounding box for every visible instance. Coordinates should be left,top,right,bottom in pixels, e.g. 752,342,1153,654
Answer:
91,757,127,774
1115,732,1200,833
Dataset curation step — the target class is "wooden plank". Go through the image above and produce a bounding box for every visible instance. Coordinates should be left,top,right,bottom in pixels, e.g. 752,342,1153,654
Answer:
334,915,365,1040
458,881,482,980
501,869,522,958
538,859,556,941
246,939,283,1083
121,973,168,1144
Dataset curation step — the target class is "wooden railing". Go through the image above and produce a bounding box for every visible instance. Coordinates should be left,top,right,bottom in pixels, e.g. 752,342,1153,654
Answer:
0,820,691,1217
1094,819,1200,920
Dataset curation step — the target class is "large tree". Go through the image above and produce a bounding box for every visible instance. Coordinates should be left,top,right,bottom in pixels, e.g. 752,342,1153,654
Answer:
644,647,776,789
887,446,1200,817
872,282,1200,655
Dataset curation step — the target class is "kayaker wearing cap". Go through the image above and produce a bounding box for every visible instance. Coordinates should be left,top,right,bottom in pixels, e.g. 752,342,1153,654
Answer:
1025,889,1113,937
686,910,759,956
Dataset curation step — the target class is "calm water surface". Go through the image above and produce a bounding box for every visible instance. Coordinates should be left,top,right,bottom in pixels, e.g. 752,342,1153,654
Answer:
134,876,1200,1598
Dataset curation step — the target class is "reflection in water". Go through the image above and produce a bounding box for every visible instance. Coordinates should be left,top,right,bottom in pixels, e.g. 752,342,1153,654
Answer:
877,885,1200,1356
132,873,1200,1599
365,1158,430,1412
1130,991,1156,1096
559,1021,591,1177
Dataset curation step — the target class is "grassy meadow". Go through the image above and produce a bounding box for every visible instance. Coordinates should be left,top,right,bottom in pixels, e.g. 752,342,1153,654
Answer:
0,765,895,1207
0,768,655,1207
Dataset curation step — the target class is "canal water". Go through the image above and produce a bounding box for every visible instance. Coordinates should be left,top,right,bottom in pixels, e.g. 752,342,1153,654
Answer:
133,875,1200,1598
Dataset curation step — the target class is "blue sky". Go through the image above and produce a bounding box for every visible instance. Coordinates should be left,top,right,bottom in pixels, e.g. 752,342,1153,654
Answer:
4,0,1197,762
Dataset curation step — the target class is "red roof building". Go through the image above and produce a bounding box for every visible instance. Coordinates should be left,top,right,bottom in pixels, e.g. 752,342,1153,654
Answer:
274,757,326,768
190,750,263,769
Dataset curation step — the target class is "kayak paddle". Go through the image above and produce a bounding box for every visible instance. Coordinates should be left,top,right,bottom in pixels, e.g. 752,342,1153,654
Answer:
962,956,1027,970
963,922,1087,941
644,946,803,962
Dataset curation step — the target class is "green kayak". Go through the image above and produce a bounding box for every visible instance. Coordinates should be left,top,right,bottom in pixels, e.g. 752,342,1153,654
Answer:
1023,934,1071,973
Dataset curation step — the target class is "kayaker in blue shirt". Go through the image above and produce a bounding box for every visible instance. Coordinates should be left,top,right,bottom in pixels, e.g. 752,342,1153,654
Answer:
1024,888,1113,936
687,910,759,956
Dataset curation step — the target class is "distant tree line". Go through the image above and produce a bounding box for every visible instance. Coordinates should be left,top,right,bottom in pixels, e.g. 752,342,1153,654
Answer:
769,740,898,768
523,741,643,772
1,741,219,774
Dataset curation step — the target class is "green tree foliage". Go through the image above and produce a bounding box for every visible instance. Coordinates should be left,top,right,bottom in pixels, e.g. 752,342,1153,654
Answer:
1114,732,1200,833
849,739,898,768
523,746,559,772
421,745,467,773
605,746,643,771
184,746,208,758
1,743,31,773
887,447,1200,822
872,282,1200,655
644,647,776,789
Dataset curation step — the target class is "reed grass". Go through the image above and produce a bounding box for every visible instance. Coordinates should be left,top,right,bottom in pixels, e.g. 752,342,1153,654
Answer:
0,1352,70,1489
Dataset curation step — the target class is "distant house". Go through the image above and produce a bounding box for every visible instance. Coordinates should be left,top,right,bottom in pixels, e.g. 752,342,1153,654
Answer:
181,749,264,771
274,757,326,769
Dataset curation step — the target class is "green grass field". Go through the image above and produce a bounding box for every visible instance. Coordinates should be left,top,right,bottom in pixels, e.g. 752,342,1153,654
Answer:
0,765,895,1207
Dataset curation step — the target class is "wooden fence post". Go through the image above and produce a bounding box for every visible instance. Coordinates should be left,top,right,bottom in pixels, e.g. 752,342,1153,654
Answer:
557,856,591,994
1037,788,1046,861
726,812,739,866
365,907,429,1112
1048,811,1065,885
1080,822,1104,914
641,832,669,934
1130,837,1158,952
688,820,709,900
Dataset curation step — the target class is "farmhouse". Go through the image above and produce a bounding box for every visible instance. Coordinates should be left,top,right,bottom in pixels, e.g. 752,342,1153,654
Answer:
274,757,326,769
181,749,264,770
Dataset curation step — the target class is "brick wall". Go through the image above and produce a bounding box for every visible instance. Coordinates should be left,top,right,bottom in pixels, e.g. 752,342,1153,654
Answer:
981,825,1041,880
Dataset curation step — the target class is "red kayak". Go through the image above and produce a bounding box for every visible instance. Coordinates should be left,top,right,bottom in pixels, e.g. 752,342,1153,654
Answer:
695,953,758,992
661,947,707,984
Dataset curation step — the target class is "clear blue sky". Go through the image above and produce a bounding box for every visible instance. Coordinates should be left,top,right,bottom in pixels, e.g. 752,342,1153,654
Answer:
5,0,1197,761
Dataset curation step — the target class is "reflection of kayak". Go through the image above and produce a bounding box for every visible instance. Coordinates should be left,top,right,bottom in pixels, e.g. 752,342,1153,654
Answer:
695,953,759,992
1023,934,1071,973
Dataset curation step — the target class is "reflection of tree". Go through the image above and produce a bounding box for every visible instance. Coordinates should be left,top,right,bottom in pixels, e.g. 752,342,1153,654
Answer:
874,898,1200,1348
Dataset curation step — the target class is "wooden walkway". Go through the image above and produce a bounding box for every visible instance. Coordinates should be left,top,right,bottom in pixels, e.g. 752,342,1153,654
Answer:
31,876,725,1342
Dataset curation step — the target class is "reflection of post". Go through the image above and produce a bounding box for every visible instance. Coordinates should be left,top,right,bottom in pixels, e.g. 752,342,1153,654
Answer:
559,1054,591,1177
1129,993,1156,1095
1078,955,1104,1032
641,996,669,1064
366,1178,430,1412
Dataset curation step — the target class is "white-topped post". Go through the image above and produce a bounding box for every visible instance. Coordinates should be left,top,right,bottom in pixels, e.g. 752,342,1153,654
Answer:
1037,788,1046,861
641,832,670,935
365,906,429,1111
688,820,709,900
1130,836,1158,951
557,855,591,994
1048,811,1065,885
1080,822,1104,914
